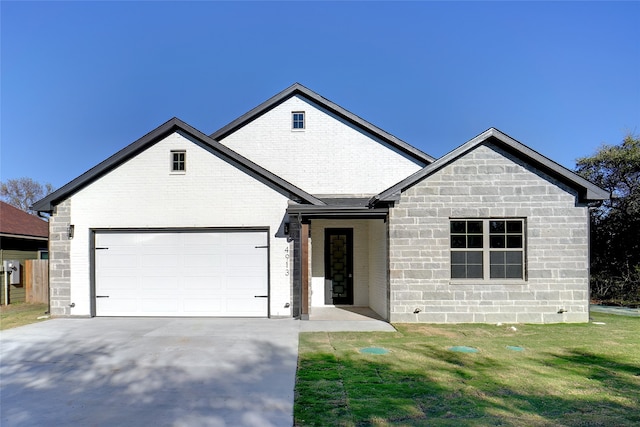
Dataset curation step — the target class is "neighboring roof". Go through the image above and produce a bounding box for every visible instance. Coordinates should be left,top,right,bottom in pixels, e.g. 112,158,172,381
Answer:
370,127,610,206
209,83,436,164
0,201,48,240
32,118,326,212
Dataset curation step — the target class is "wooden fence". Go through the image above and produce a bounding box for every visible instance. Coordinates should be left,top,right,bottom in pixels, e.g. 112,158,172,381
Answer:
25,260,49,304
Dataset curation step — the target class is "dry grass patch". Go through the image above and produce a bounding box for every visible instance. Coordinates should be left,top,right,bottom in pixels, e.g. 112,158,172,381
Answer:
0,303,49,330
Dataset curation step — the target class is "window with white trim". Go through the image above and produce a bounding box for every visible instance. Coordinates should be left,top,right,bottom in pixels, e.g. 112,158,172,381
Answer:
171,150,186,172
450,219,525,280
292,112,305,130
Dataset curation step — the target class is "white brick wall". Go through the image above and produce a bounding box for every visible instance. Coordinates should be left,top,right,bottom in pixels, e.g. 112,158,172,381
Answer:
219,96,424,195
66,132,293,317
388,143,590,323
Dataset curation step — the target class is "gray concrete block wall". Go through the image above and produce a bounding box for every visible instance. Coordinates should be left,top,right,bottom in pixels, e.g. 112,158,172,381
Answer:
388,143,590,323
48,199,71,316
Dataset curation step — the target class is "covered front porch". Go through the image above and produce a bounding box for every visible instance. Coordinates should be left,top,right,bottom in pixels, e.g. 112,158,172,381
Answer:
287,201,390,322
301,306,395,332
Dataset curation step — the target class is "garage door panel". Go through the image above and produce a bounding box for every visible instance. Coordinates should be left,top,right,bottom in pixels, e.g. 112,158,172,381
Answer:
225,298,265,316
183,298,223,313
229,232,267,245
141,233,180,246
227,254,266,269
141,277,176,290
98,254,137,268
183,233,224,244
184,255,223,270
97,233,137,246
97,267,139,278
98,279,137,292
142,298,179,313
95,230,269,317
100,298,139,313
183,278,222,291
185,245,225,256
142,255,179,270
226,277,266,290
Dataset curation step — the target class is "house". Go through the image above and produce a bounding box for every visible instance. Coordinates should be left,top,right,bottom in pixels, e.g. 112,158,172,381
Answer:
32,84,608,323
1,201,49,304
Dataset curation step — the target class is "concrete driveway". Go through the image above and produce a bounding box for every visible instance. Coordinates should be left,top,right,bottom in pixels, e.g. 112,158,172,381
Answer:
0,317,300,427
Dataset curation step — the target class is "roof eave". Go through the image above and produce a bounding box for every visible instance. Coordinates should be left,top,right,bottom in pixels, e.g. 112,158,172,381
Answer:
370,127,610,206
32,118,182,212
32,117,326,212
0,232,48,241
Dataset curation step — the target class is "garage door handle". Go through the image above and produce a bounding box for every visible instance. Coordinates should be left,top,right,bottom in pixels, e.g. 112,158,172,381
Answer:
254,295,268,298
96,247,109,250
96,295,110,298
254,245,268,249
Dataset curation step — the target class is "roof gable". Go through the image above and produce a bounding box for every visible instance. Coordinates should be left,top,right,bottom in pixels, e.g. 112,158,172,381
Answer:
209,83,435,164
371,128,609,205
0,201,48,239
32,118,325,212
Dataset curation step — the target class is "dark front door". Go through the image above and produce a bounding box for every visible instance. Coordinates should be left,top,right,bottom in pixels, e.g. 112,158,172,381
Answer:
325,228,353,305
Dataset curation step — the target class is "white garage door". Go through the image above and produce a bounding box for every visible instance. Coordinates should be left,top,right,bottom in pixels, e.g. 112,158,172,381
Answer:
94,230,268,317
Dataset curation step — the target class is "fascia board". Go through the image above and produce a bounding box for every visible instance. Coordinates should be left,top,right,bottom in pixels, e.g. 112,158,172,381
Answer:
487,128,610,201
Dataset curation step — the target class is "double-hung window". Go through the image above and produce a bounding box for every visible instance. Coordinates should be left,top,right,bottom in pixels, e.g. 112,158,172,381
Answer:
450,219,525,281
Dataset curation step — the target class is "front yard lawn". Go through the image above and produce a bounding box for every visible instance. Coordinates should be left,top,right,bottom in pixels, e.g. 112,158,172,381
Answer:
295,313,640,426
0,303,49,330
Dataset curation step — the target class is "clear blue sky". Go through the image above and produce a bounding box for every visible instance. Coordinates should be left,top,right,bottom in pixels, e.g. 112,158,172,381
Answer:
2,1,639,189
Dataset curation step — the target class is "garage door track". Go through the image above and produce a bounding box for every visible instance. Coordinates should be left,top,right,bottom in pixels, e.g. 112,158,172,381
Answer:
1,318,300,427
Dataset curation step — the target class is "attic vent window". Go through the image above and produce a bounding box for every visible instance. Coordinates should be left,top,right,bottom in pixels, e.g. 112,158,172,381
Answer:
292,112,305,130
171,150,186,172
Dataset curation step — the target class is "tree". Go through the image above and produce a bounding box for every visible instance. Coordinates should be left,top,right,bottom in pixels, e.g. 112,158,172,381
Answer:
0,177,55,215
576,135,640,304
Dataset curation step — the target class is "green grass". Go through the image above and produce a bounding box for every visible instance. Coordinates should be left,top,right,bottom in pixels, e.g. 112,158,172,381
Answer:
0,303,49,330
295,313,640,426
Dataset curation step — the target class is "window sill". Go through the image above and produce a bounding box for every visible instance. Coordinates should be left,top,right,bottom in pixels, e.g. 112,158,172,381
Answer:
170,171,186,175
291,129,305,132
449,280,528,286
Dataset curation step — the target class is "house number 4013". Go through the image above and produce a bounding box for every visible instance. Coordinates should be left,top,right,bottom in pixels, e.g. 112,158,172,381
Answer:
284,247,290,276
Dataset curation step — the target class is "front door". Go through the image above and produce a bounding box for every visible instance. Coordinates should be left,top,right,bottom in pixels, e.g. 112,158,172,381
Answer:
325,228,353,305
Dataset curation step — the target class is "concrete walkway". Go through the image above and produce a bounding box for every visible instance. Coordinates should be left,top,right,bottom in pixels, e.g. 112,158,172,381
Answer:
302,307,396,332
1,318,300,427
